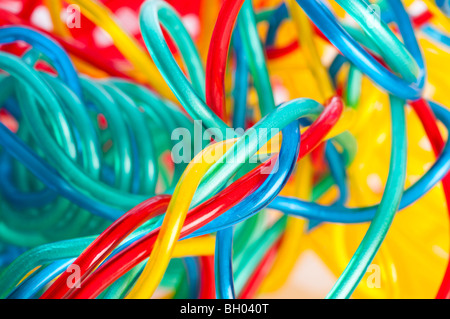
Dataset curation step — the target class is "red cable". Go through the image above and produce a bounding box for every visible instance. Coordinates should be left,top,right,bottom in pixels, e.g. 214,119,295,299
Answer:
36,0,340,296
38,0,343,295
40,195,172,299
205,0,245,119
411,99,445,155
311,142,328,176
56,96,341,299
42,158,267,299
299,96,343,159
8,0,341,300
410,10,433,29
52,160,269,299
198,256,216,299
410,99,450,299
266,41,298,60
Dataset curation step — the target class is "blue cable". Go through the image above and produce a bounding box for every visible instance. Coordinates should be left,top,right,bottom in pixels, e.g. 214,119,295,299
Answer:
0,121,123,220
265,2,288,47
232,24,249,131
215,227,236,299
8,100,450,298
182,257,200,299
325,141,348,206
296,0,425,100
189,118,301,237
308,141,348,230
269,101,450,223
0,244,25,268
436,0,450,16
7,258,74,299
264,3,348,230
0,26,82,99
386,0,426,82
2,95,22,120
329,54,348,86
0,152,56,209
422,24,450,47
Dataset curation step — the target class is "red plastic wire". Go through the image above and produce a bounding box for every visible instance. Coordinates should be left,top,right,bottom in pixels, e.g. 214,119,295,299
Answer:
410,99,450,299
198,256,216,299
299,96,343,159
49,159,269,299
6,0,446,301
40,195,172,299
205,0,245,119
53,96,341,299
20,0,343,298
311,142,328,179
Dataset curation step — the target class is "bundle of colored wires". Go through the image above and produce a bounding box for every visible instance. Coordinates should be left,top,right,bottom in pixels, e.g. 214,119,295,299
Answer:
0,0,449,300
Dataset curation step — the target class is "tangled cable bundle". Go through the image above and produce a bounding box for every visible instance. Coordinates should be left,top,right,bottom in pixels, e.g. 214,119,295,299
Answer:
0,0,450,300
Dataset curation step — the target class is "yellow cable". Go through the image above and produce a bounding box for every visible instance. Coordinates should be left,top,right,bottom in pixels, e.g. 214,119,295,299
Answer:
172,236,216,258
44,0,71,38
126,138,237,299
286,0,335,101
61,0,175,100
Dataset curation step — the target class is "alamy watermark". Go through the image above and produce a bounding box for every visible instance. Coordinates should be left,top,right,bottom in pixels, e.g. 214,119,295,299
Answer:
66,264,81,289
366,264,381,288
170,121,281,174
66,4,81,29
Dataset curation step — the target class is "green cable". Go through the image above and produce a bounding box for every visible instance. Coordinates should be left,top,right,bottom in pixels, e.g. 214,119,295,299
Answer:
238,0,276,117
345,65,363,109
0,52,152,209
336,0,419,82
0,61,90,235
326,95,407,299
255,7,277,23
0,222,49,248
0,236,95,298
81,77,134,193
194,98,323,206
139,0,230,136
101,83,158,195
